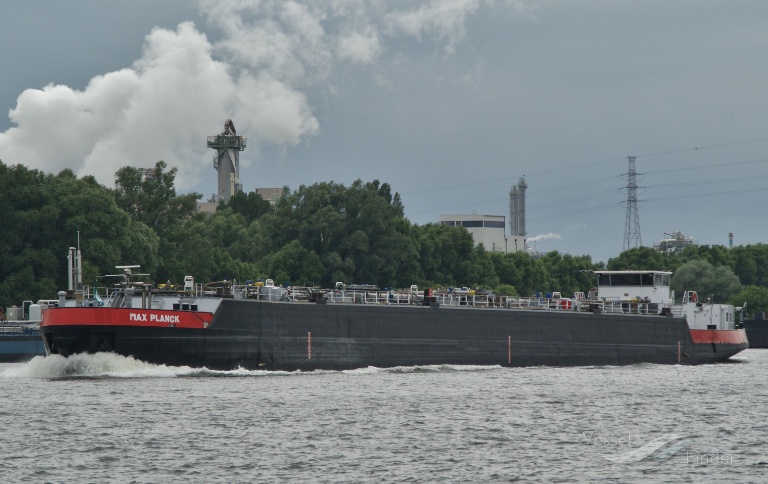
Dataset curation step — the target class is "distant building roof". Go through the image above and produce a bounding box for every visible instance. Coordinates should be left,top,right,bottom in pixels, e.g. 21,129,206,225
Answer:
255,187,284,205
439,214,526,253
653,231,695,254
197,201,218,215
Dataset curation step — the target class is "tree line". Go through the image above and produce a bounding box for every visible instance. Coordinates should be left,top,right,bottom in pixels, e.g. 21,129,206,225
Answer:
1,160,767,313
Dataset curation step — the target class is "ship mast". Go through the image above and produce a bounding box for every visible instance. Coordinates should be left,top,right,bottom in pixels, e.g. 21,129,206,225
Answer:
67,232,82,291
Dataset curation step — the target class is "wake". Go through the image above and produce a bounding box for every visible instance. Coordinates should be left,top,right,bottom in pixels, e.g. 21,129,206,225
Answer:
0,352,503,379
0,353,256,379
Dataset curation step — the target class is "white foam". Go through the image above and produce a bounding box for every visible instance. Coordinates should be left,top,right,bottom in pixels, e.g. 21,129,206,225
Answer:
344,364,502,374
0,354,504,379
1,353,211,379
342,366,383,375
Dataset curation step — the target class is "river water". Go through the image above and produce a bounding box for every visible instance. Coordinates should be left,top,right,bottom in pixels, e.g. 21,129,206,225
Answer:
1,350,766,483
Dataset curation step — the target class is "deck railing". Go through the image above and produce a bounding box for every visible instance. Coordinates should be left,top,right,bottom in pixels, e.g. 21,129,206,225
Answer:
64,283,676,316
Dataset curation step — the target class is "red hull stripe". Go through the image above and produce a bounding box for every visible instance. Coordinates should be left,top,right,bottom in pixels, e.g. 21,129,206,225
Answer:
690,329,749,345
42,307,213,329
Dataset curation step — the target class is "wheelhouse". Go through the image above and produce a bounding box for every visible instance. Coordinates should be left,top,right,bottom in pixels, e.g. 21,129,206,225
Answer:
593,270,673,305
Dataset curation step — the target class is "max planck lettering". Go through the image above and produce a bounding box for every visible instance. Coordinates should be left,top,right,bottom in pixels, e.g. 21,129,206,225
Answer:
129,313,180,324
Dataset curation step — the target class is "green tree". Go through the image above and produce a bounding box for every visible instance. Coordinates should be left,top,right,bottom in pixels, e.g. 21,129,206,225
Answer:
494,284,518,296
0,162,152,306
607,247,672,271
260,240,324,286
12,153,768,311
671,259,742,303
467,245,498,289
114,161,203,281
730,285,768,316
118,220,161,276
256,180,417,287
678,245,733,268
113,161,199,236
413,223,476,287
158,216,216,283
540,252,598,297
732,244,768,287
489,252,521,290
224,191,273,223
491,251,550,297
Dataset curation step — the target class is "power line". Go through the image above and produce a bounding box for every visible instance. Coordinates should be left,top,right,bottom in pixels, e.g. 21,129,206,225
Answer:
402,147,768,223
405,171,768,220
636,136,768,159
649,185,768,203
524,185,768,225
645,156,768,175
403,137,768,196
408,184,621,217
650,172,768,189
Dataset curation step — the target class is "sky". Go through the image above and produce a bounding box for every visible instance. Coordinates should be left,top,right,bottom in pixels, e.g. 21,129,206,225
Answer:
1,0,767,264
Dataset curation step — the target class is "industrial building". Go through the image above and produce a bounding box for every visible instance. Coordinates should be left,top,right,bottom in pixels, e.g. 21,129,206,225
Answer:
207,119,246,203
509,177,527,239
197,187,283,215
198,118,247,214
438,177,529,254
255,188,284,206
440,214,526,253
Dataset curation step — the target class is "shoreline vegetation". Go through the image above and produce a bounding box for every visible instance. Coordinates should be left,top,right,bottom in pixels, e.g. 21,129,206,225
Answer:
1,160,767,313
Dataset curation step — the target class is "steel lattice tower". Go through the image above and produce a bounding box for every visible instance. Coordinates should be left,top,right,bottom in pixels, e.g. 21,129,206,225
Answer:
623,156,642,251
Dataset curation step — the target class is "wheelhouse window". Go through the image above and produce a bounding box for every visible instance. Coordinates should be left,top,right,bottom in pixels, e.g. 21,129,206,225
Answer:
598,273,661,287
612,273,642,286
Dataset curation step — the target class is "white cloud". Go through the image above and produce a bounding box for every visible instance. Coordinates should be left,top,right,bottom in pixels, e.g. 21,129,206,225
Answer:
0,20,318,190
200,0,333,84
336,28,382,64
232,73,319,147
0,0,535,190
385,0,482,52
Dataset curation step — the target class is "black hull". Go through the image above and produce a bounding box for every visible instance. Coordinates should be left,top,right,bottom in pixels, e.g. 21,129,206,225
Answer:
744,319,768,348
41,300,747,370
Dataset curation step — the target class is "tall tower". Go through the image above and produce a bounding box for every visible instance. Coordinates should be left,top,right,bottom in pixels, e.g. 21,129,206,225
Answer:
207,119,247,202
509,177,527,237
623,156,642,251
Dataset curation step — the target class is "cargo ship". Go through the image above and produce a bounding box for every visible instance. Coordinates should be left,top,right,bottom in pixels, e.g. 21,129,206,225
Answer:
39,255,749,370
1,302,46,362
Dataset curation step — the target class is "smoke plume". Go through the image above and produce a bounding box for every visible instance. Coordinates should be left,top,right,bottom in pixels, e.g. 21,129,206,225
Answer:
0,0,531,190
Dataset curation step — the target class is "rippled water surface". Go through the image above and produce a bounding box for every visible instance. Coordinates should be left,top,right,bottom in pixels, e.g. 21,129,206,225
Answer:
1,350,767,482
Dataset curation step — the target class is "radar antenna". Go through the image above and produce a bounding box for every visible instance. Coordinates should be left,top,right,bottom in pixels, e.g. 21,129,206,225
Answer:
102,265,150,285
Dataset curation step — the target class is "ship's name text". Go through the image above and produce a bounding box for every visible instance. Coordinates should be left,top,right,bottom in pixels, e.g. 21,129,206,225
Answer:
129,313,181,323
